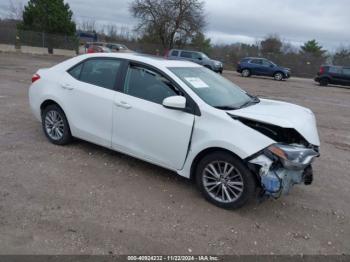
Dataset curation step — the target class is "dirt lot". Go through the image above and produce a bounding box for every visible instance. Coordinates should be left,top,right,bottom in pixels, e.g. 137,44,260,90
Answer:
0,52,349,255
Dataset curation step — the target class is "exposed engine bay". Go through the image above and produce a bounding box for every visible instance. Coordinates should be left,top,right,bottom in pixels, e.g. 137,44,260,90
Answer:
231,115,320,198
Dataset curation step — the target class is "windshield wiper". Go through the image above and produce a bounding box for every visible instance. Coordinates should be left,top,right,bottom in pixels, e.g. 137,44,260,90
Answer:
214,96,260,111
238,96,260,109
214,105,239,110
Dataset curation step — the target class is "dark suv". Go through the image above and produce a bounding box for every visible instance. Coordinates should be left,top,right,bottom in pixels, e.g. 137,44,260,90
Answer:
314,65,350,87
237,57,291,81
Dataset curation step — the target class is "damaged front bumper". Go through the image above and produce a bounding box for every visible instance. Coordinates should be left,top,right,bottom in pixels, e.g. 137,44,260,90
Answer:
249,144,320,198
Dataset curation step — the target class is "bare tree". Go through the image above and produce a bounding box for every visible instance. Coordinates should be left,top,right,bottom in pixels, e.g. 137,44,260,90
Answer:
260,34,283,55
7,0,24,20
333,47,350,66
130,0,206,49
79,19,97,32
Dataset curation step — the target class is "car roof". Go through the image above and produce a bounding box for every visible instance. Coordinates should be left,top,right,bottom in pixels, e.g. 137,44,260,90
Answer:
76,52,201,68
170,49,201,53
242,57,266,60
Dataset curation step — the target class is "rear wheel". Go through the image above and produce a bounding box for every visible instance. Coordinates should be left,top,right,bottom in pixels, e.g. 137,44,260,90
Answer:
241,69,251,77
41,104,72,145
274,72,284,81
319,78,329,86
196,152,256,209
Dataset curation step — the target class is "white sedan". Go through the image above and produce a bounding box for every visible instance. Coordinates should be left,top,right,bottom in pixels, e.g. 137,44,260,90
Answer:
29,53,320,209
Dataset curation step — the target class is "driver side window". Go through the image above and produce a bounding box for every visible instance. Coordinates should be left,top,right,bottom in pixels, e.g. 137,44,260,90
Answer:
262,60,272,66
123,65,179,104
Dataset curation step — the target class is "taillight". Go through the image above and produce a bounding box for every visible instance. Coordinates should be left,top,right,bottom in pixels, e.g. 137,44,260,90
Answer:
32,73,40,83
319,67,325,74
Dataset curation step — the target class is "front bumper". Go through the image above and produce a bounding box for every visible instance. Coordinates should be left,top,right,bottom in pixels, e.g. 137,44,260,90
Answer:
284,71,291,78
248,146,319,198
213,65,223,73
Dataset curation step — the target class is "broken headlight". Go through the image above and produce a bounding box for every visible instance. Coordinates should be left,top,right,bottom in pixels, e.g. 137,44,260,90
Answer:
266,144,320,170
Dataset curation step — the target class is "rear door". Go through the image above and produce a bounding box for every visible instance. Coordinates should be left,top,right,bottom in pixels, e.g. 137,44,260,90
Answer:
112,63,195,170
329,66,345,85
60,58,124,147
342,67,350,86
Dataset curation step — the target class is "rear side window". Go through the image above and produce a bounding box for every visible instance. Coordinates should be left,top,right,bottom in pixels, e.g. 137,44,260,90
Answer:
329,66,342,74
180,51,192,58
74,59,122,89
171,50,179,56
343,68,350,76
68,63,83,79
250,59,262,64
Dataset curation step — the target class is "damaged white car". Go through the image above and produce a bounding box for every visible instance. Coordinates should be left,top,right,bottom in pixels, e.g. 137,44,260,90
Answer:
29,53,320,209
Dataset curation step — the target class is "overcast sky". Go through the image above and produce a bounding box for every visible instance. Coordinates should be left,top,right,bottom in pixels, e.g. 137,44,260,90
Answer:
1,0,349,50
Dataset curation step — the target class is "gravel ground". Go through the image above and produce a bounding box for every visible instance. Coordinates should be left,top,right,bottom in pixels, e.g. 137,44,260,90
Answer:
0,52,349,255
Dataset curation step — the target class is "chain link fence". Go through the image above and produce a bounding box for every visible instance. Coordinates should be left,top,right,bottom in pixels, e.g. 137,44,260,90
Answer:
0,25,79,54
17,30,79,51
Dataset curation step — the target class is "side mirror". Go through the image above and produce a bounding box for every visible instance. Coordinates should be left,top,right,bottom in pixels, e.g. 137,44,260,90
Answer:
162,96,186,110
198,57,203,60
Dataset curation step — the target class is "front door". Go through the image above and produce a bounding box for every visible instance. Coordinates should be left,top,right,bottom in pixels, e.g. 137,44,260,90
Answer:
112,64,195,170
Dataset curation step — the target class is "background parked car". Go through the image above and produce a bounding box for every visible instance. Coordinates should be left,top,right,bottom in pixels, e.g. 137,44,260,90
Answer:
105,43,131,53
315,65,350,87
167,49,223,73
85,43,111,53
237,57,291,81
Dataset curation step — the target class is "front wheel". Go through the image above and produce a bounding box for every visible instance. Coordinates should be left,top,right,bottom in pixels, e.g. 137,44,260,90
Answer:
196,152,256,209
274,72,284,81
41,104,72,145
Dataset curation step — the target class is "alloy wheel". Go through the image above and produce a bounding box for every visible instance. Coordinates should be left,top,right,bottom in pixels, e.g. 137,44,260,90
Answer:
274,73,283,81
44,110,65,140
242,69,250,77
202,161,244,203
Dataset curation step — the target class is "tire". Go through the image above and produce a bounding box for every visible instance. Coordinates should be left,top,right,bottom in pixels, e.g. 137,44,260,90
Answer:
41,104,72,145
241,69,251,77
274,72,284,81
195,151,256,209
319,78,329,86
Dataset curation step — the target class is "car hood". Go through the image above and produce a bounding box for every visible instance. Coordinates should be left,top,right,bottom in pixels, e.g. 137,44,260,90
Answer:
274,66,289,71
212,59,222,64
228,98,320,146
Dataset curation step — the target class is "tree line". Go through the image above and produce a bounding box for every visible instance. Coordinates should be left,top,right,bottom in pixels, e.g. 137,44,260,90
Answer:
3,0,350,71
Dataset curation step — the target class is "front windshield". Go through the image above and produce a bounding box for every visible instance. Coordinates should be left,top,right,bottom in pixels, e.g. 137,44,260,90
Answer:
201,53,209,59
169,67,255,109
269,60,277,67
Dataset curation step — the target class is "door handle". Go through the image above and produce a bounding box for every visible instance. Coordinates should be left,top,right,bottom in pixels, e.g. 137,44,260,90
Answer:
61,83,74,90
114,101,132,109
